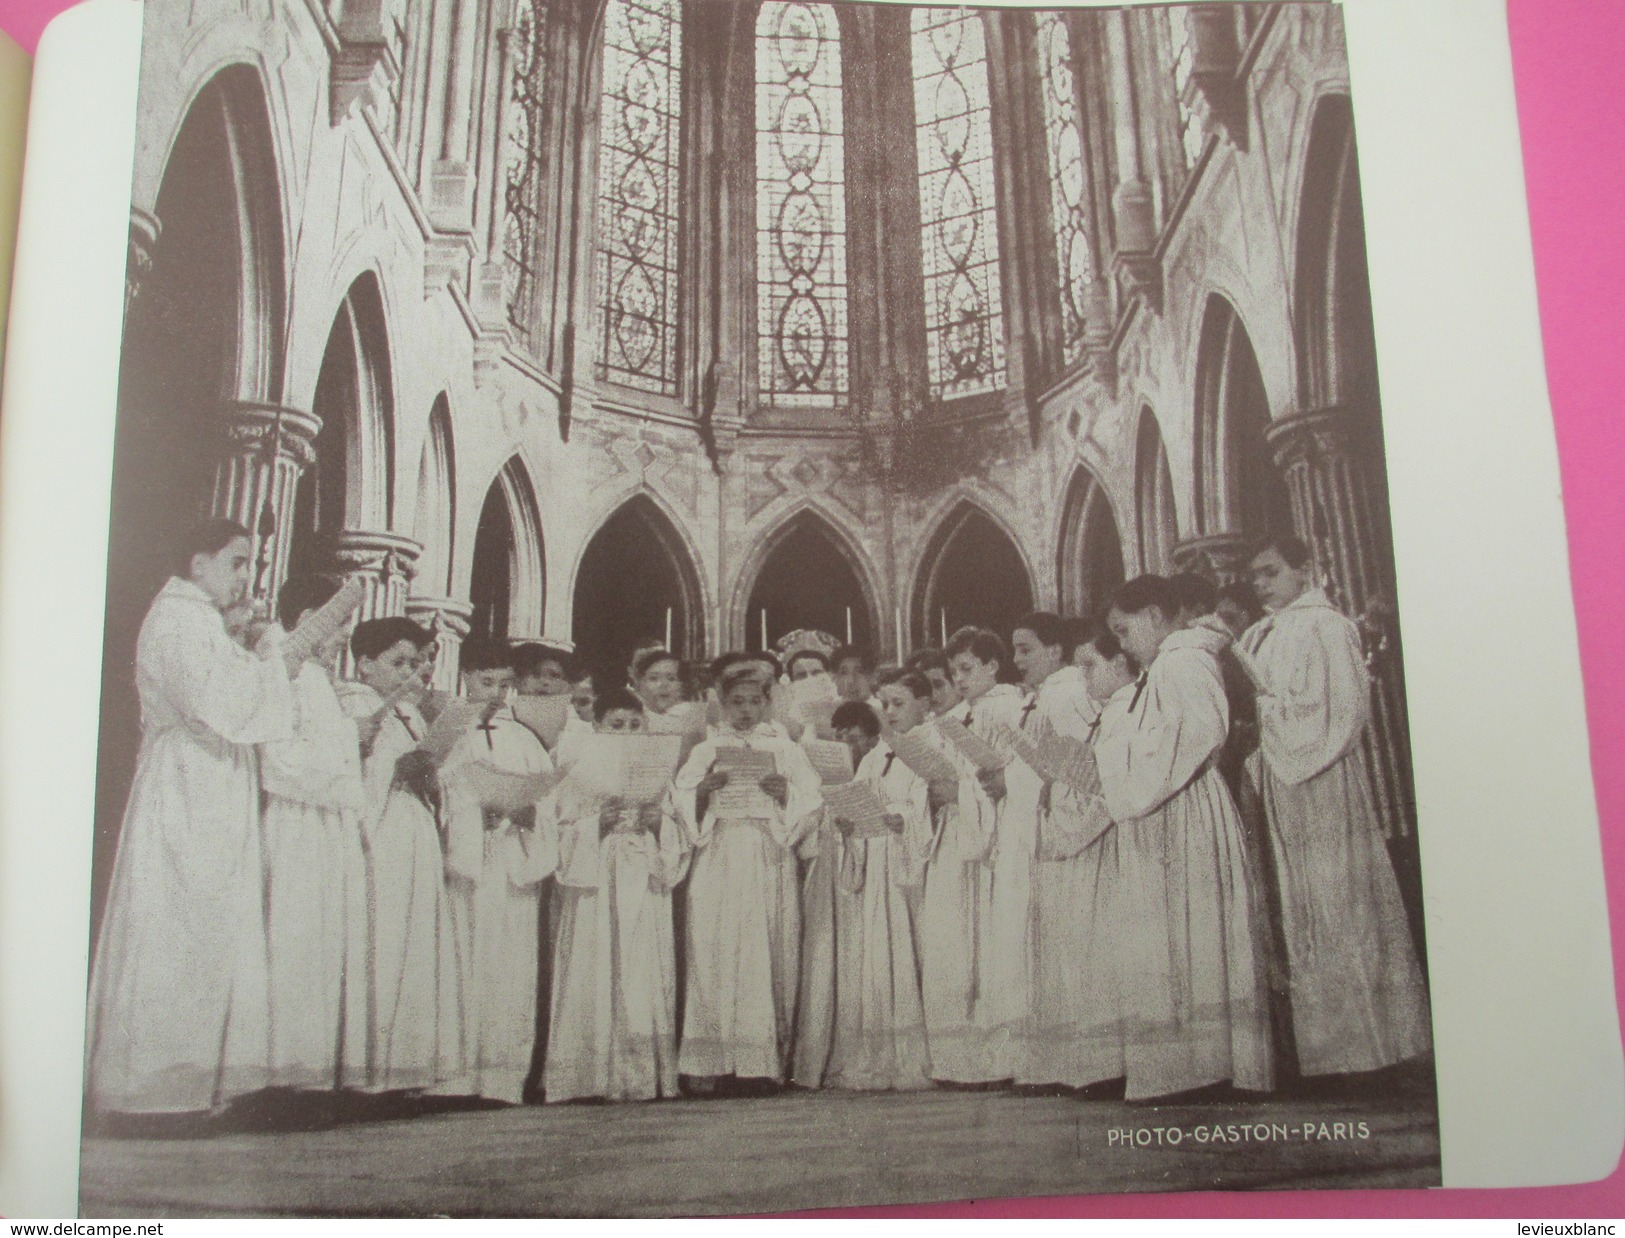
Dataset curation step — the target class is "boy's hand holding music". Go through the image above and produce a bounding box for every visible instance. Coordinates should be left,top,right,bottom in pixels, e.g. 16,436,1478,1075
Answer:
599,796,629,837
760,772,789,808
883,813,906,835
697,767,731,796
977,767,1007,803
834,815,856,837
926,779,958,815
636,801,663,834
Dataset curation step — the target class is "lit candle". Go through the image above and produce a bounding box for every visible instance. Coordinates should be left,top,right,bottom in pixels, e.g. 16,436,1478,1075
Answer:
940,609,948,647
894,607,904,659
665,606,673,652
761,608,768,652
845,606,853,645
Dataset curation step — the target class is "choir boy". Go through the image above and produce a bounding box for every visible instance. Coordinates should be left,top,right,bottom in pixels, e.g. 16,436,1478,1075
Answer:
541,688,688,1102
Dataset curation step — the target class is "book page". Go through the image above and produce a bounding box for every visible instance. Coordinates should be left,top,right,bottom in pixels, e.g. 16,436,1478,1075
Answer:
888,727,961,787
510,693,571,749
935,715,1011,774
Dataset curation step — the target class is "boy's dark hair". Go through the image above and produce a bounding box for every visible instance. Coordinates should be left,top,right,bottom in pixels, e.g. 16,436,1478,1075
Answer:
944,626,1010,675
460,635,514,673
1111,575,1178,619
514,641,576,680
1013,611,1066,650
907,649,951,678
1254,532,1314,570
831,700,881,737
632,647,681,680
593,685,645,721
179,517,251,573
1168,572,1219,617
352,617,433,663
877,668,932,700
276,574,342,631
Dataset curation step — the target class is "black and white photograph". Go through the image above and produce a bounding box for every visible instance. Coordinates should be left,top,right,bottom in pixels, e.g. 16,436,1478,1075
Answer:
76,0,1441,1215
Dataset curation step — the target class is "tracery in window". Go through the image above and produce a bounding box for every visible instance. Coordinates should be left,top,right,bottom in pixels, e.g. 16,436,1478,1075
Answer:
594,0,683,394
755,1,849,407
912,7,1006,401
1036,11,1090,365
502,0,546,341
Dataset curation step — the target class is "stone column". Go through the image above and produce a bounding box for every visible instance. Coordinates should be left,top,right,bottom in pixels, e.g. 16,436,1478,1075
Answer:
407,596,474,690
328,530,424,623
126,208,160,318
1171,532,1252,585
1268,404,1415,836
212,401,323,601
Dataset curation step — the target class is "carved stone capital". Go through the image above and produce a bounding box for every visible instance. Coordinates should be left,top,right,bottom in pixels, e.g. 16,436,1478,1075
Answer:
219,402,323,469
1172,533,1255,585
1184,5,1247,147
329,530,423,584
1265,404,1377,472
406,595,475,640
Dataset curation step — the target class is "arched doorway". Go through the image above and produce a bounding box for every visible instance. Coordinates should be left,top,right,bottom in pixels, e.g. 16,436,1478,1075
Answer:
1056,465,1125,620
95,65,285,931
412,395,456,597
912,502,1035,649
1134,408,1178,574
1193,295,1293,544
744,510,875,654
469,457,546,642
288,273,395,584
572,494,705,677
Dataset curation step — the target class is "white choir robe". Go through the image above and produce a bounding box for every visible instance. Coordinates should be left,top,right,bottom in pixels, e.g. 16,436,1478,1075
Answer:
1018,673,1124,1088
674,725,822,1080
825,741,933,1091
969,684,1040,1081
791,803,841,1089
1094,630,1274,1100
85,578,295,1114
258,659,372,1090
541,782,690,1102
337,682,465,1091
440,710,558,1103
917,717,995,1083
1243,588,1431,1075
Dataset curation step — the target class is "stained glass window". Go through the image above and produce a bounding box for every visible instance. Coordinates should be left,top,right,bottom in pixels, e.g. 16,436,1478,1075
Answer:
1167,7,1205,166
755,1,849,406
502,0,545,341
912,8,1006,400
1036,11,1090,365
595,0,682,394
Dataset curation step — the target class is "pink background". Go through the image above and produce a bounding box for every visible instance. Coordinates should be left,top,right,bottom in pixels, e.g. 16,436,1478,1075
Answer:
3,0,1622,1219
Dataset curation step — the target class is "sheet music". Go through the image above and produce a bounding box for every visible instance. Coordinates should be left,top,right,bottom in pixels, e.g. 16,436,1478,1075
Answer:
801,736,855,785
280,575,366,667
709,746,779,819
887,727,961,787
936,715,1010,773
511,693,572,748
820,780,892,839
418,698,483,761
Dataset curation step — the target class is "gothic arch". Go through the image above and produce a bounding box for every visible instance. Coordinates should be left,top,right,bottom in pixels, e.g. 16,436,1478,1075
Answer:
1055,463,1126,620
289,272,397,581
412,394,456,597
1294,93,1377,414
469,454,547,641
1191,293,1292,541
910,499,1036,649
1133,406,1178,574
733,504,882,653
571,491,709,667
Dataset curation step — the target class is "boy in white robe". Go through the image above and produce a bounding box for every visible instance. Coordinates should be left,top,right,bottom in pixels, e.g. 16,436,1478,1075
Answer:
337,618,465,1092
1098,576,1274,1100
540,687,689,1101
439,638,559,1104
258,575,371,1094
85,522,295,1116
921,628,1029,1083
1010,613,1120,1090
1243,537,1432,1077
823,678,935,1091
674,665,822,1086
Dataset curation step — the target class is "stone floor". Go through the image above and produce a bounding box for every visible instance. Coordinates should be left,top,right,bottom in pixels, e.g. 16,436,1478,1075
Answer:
79,1081,1440,1217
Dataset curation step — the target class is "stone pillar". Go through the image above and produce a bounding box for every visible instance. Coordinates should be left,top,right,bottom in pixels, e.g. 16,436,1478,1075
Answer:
407,596,474,690
328,530,424,623
1268,404,1415,836
1171,532,1252,585
212,401,323,602
126,208,160,318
